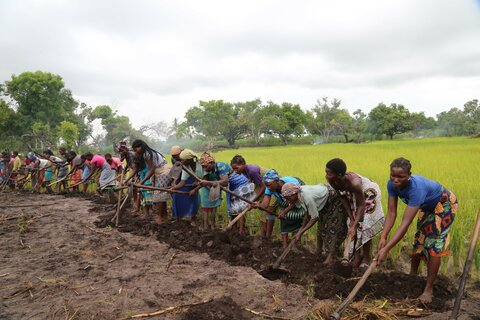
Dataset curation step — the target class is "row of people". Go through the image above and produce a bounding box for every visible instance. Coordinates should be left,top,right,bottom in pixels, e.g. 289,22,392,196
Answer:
1,140,457,303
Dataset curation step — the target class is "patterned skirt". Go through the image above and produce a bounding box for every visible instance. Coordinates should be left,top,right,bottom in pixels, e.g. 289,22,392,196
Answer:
152,164,172,203
413,188,457,261
317,185,348,255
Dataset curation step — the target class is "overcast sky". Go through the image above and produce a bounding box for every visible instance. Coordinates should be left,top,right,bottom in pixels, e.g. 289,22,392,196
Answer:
1,0,480,128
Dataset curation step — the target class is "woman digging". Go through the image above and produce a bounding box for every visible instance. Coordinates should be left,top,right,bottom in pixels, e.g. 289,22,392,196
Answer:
325,158,385,268
198,152,231,230
82,153,116,202
254,169,302,240
131,140,172,224
376,157,457,304
171,149,200,221
65,151,83,192
230,155,268,235
281,182,348,266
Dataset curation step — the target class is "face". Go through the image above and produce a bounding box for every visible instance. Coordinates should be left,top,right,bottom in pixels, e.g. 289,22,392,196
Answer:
265,180,279,191
325,168,340,185
119,147,128,155
172,154,181,162
106,158,112,164
133,146,142,156
231,163,245,174
390,167,410,189
285,194,298,205
201,162,214,172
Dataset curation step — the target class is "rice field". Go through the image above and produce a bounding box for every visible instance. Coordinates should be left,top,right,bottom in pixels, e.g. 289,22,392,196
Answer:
213,137,480,276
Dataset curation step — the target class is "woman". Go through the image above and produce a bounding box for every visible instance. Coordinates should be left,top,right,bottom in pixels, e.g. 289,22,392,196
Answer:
83,153,116,200
133,154,153,215
230,155,268,235
117,141,140,211
376,157,457,303
131,140,172,224
227,172,256,235
171,149,200,221
255,169,302,240
65,151,83,192
282,182,348,266
325,158,385,267
198,152,231,230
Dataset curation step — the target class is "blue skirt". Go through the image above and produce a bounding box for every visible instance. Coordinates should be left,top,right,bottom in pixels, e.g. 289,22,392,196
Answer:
172,175,199,219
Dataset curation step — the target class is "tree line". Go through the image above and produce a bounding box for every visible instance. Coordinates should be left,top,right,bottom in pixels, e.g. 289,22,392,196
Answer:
1,71,479,152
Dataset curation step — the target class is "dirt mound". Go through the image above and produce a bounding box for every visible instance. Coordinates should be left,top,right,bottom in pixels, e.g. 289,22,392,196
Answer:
180,297,251,320
93,207,456,312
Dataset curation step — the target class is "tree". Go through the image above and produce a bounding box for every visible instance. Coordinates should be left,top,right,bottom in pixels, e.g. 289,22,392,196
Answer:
260,102,306,144
368,103,412,139
235,99,263,145
351,109,368,143
436,108,468,137
463,99,480,135
89,105,138,145
58,121,79,149
305,97,350,142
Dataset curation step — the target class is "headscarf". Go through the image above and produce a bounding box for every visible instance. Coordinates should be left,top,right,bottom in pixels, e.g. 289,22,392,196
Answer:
263,169,281,184
281,182,301,197
170,145,182,156
179,149,198,161
199,152,215,165
27,152,36,161
115,141,128,152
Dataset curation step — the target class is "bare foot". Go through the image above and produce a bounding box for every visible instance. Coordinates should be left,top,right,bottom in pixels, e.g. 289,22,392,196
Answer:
418,291,433,304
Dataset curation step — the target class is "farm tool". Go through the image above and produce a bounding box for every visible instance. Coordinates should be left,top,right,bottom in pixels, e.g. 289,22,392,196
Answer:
449,209,480,320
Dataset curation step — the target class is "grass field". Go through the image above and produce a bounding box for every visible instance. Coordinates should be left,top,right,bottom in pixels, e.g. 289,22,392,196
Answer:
213,136,480,276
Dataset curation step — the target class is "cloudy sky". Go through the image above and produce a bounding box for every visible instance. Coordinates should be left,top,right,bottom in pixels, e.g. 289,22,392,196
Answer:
1,0,480,128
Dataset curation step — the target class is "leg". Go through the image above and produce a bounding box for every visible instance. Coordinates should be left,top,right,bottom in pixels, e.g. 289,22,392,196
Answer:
281,233,288,249
210,207,217,229
239,215,246,235
418,256,441,303
362,240,372,265
410,253,422,276
266,219,274,239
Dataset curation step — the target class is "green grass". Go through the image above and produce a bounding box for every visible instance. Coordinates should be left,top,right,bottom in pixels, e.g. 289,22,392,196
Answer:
212,136,480,276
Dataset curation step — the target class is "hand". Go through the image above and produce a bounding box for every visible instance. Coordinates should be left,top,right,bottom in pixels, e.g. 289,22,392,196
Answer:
377,237,387,251
376,247,389,265
250,201,259,209
278,211,286,219
294,231,303,242
189,190,196,196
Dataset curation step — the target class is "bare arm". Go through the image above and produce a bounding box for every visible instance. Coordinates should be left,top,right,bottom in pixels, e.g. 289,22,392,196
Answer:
380,196,399,242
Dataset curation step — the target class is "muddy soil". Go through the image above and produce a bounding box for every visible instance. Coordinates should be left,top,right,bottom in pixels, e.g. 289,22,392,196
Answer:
2,192,480,319
0,193,311,319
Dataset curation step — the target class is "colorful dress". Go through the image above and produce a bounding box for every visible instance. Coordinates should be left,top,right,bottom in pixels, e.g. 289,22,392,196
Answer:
342,173,385,250
200,162,231,208
138,166,153,207
90,155,116,188
227,172,255,219
264,176,301,221
143,151,172,203
387,174,457,261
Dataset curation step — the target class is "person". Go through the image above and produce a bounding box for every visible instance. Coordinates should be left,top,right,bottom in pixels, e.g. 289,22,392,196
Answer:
65,151,83,192
171,149,200,221
82,153,116,200
131,140,172,224
48,150,68,192
0,152,12,190
197,152,231,230
117,141,140,211
230,155,268,235
133,154,153,216
10,151,22,190
376,157,457,303
227,172,256,235
281,182,348,266
255,169,302,240
325,158,385,267
42,150,56,192
105,153,123,174
80,154,93,193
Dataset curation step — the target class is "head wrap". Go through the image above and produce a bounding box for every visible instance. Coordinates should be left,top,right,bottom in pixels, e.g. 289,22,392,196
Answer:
27,152,36,161
116,141,128,152
179,149,197,161
199,152,215,165
170,145,182,156
281,182,301,197
263,169,281,183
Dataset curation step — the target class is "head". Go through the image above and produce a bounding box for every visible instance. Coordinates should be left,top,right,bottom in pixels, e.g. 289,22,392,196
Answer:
199,152,215,172
67,151,77,162
1,151,9,162
179,149,197,165
83,152,93,161
43,149,53,158
58,147,66,156
389,157,412,189
230,155,246,174
27,152,36,162
117,141,129,155
104,153,113,164
263,169,281,190
13,151,19,157
131,139,148,156
281,182,301,205
325,158,347,184
170,145,183,163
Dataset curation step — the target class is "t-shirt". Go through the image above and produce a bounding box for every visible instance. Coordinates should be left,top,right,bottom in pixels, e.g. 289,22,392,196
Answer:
143,150,167,168
109,157,123,169
295,184,330,219
387,174,443,211
71,155,82,167
180,164,203,181
265,176,300,207
38,159,50,169
243,164,263,186
13,156,22,171
90,155,106,168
